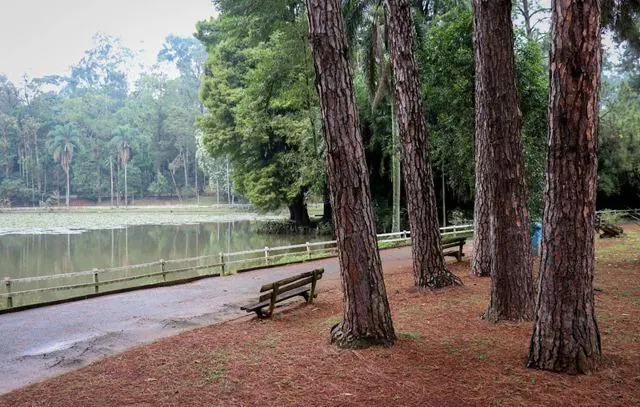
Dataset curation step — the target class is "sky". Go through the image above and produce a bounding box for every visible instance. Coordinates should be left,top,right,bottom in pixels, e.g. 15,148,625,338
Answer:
0,0,217,84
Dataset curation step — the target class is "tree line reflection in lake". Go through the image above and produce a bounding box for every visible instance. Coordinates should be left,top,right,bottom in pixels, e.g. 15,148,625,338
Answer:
0,221,320,280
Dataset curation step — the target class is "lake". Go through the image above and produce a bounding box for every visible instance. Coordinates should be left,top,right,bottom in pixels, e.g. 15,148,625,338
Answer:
0,221,322,280
0,210,327,309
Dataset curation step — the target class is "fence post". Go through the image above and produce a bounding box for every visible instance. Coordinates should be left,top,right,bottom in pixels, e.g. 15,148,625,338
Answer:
264,246,270,266
306,242,311,259
93,269,99,294
4,277,12,309
161,259,166,282
219,253,225,276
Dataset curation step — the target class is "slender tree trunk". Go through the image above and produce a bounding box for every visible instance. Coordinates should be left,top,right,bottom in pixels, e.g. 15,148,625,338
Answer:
110,158,114,207
216,178,220,205
170,169,183,202
183,150,189,190
384,0,461,288
195,158,199,205
96,160,102,204
521,0,533,40
473,0,534,321
65,168,70,207
441,164,446,226
124,163,128,207
527,0,602,374
391,102,401,233
226,159,231,204
307,0,395,348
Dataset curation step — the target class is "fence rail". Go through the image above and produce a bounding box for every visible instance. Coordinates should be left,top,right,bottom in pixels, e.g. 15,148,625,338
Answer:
2,207,638,311
0,223,474,311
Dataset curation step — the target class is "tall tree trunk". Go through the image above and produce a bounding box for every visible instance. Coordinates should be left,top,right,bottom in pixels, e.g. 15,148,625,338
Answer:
195,158,199,204
183,150,189,190
170,169,183,202
110,158,114,207
124,163,128,207
527,0,602,374
473,0,534,321
521,0,533,39
384,0,461,288
65,168,70,207
226,159,231,204
391,102,401,233
441,164,446,226
96,160,102,204
306,0,395,348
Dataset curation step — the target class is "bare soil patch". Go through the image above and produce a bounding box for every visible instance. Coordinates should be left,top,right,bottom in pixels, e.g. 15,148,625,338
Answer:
2,227,639,407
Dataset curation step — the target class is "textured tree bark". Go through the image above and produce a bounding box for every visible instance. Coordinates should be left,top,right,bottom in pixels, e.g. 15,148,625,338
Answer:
473,0,534,321
471,153,492,277
306,0,395,348
384,0,461,288
527,0,602,374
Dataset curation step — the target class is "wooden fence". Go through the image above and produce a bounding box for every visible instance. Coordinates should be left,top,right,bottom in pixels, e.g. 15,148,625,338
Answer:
0,224,474,311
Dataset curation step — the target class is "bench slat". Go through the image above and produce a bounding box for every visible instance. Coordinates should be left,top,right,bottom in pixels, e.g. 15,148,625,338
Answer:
258,275,316,302
259,269,323,292
241,286,311,312
242,268,324,318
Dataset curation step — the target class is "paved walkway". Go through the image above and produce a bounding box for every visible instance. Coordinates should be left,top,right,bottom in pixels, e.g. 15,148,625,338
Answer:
0,246,413,395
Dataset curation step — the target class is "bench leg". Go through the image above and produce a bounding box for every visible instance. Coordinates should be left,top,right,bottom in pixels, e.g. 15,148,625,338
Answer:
255,308,270,319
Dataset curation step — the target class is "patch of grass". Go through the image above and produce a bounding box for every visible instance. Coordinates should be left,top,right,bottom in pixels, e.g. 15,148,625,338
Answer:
256,333,282,348
317,314,342,332
195,351,228,387
378,239,411,250
441,337,462,355
275,250,334,265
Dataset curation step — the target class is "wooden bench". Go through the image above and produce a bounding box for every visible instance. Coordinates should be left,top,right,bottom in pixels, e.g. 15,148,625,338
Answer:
241,268,324,318
442,237,467,261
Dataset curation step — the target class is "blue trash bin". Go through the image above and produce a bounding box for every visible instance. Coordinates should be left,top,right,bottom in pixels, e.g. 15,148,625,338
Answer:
531,222,542,256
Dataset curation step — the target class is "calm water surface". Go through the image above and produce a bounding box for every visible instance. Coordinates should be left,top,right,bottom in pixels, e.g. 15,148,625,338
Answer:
0,221,321,280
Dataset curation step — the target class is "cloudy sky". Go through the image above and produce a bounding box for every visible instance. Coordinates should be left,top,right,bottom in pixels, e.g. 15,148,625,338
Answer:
0,0,217,84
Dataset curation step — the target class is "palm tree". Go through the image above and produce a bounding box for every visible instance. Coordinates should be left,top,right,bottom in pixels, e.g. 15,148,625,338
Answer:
46,123,81,207
110,125,135,206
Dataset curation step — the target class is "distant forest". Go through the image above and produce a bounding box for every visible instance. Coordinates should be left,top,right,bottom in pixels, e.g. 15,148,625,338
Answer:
1,3,639,230
0,33,232,208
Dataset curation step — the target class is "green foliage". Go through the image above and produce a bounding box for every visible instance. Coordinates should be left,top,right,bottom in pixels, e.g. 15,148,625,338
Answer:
419,8,547,217
599,79,640,204
196,4,324,216
0,178,32,204
148,172,172,195
598,210,625,227
420,8,475,200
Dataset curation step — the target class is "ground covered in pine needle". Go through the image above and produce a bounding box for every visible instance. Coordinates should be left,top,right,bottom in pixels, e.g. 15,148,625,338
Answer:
2,226,639,407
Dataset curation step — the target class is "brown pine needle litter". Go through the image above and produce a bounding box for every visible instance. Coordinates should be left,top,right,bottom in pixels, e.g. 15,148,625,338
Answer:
1,226,639,407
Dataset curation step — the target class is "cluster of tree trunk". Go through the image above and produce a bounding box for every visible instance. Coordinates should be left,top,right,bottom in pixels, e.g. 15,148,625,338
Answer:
304,0,604,375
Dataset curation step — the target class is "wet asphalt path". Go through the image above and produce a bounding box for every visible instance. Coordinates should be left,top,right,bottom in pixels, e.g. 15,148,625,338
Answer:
0,246,413,395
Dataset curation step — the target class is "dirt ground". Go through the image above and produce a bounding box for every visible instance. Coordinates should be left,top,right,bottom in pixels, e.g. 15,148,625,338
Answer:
1,226,639,407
